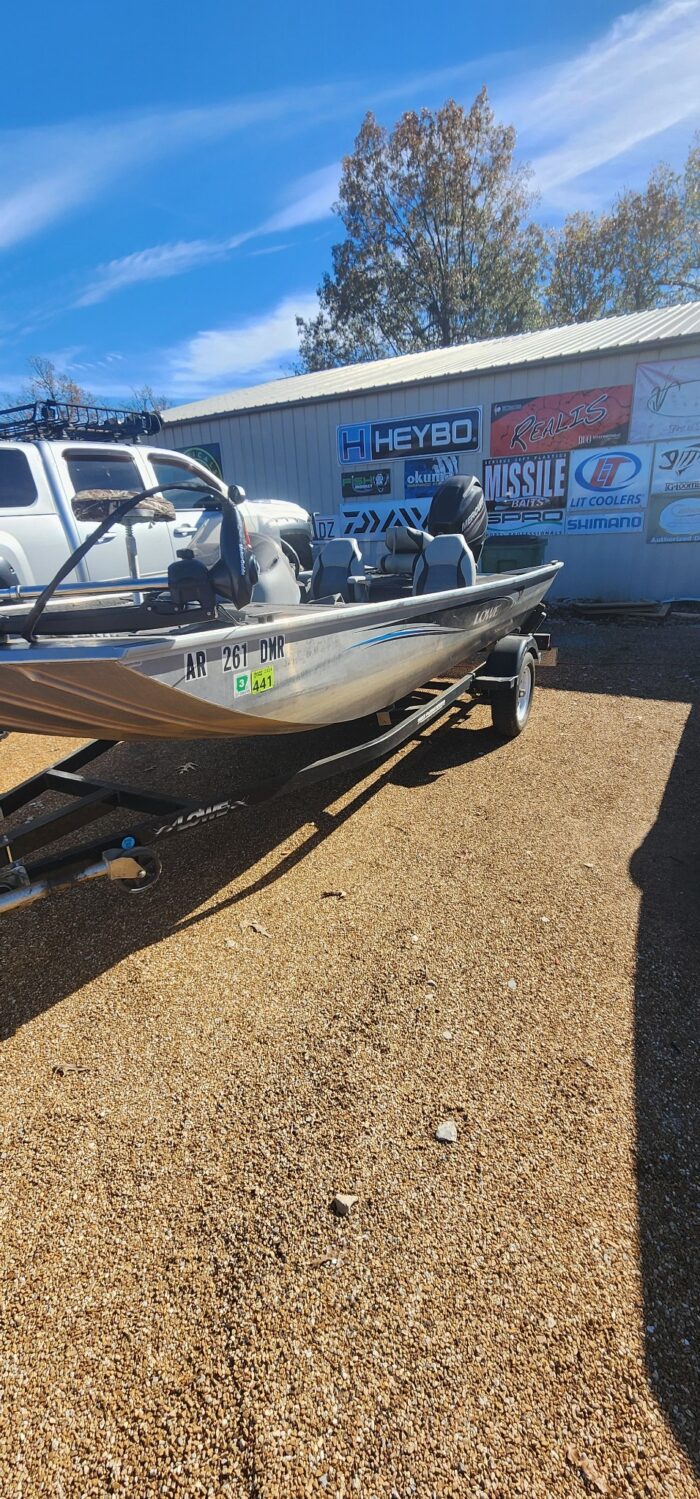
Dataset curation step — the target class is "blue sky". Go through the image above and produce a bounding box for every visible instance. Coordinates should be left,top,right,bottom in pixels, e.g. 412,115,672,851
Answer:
1,0,698,406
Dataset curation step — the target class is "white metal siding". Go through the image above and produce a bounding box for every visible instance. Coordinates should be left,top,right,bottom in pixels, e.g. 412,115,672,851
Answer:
159,336,700,601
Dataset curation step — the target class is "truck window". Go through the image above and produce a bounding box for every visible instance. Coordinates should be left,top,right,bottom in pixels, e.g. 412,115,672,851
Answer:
0,450,38,507
64,452,142,497
149,455,222,511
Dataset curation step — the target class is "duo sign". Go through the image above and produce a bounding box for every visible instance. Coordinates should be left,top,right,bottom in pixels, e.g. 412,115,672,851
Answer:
337,407,481,465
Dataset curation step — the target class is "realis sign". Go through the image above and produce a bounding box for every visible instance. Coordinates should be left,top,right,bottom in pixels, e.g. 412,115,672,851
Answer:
566,445,651,512
337,407,481,465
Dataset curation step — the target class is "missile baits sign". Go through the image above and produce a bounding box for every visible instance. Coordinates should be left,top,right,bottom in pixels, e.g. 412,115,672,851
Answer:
490,386,632,456
482,453,568,536
337,407,481,464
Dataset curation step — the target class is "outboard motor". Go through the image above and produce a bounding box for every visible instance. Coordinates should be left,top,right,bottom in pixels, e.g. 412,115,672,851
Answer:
426,474,488,564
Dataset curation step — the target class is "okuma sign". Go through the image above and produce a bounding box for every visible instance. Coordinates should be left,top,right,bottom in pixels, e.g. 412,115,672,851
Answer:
337,407,481,465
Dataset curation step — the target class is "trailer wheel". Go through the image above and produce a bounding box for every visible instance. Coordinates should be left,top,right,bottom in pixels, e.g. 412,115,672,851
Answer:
491,652,536,739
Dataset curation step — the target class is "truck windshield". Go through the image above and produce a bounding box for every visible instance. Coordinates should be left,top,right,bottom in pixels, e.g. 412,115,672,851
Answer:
64,452,142,497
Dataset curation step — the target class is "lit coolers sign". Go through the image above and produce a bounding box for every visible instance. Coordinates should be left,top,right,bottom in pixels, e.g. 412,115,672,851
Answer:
565,446,650,535
483,453,568,536
337,407,481,464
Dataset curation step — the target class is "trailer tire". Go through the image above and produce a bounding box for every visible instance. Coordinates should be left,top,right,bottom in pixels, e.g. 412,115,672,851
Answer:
491,651,536,739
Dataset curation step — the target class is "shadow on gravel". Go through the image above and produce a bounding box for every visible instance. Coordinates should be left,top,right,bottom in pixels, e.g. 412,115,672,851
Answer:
0,706,490,1040
630,703,700,1474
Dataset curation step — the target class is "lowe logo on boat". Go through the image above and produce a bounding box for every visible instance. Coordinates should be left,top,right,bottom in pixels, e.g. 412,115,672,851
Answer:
337,407,481,465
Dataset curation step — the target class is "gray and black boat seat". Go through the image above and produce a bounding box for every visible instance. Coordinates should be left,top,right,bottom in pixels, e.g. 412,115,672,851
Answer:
377,526,432,575
412,533,477,594
309,537,368,603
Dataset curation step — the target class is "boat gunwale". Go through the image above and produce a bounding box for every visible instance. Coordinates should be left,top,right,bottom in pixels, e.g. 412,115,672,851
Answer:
0,560,563,664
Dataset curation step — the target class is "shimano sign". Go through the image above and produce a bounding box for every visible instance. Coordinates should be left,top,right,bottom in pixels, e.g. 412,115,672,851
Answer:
337,407,481,465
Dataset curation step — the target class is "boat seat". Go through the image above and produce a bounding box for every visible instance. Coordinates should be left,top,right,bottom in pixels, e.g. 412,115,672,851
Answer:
309,537,366,603
378,526,432,575
412,533,477,595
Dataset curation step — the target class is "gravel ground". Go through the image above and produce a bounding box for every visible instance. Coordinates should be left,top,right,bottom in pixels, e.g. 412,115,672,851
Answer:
0,616,697,1498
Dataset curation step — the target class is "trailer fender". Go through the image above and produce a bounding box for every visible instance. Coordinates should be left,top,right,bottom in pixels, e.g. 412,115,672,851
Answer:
475,633,540,693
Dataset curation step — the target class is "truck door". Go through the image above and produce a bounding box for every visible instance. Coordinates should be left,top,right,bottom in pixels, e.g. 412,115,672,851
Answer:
144,450,225,566
50,446,176,581
0,444,77,587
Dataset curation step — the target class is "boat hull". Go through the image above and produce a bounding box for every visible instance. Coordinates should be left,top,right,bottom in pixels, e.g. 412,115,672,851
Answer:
0,564,561,739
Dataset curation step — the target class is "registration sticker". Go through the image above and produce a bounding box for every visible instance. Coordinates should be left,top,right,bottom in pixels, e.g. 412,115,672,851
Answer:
251,666,274,694
234,672,250,696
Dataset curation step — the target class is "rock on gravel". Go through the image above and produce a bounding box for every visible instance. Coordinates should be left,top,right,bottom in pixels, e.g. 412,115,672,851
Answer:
330,1193,358,1217
435,1119,458,1143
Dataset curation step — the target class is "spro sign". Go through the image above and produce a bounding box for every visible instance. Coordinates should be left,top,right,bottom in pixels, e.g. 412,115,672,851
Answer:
337,407,481,465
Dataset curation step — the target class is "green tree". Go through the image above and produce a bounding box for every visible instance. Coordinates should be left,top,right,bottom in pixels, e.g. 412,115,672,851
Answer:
545,138,700,324
297,91,546,371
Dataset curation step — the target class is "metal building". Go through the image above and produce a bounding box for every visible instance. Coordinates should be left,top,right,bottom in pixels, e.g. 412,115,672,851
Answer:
161,304,700,601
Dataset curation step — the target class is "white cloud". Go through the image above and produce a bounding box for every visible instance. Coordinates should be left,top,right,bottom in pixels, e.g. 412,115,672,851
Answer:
76,163,340,307
262,164,339,232
167,293,318,394
507,0,700,196
76,236,241,307
0,88,342,256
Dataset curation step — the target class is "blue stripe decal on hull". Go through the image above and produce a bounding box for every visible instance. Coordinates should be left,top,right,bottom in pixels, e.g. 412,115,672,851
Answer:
349,627,448,649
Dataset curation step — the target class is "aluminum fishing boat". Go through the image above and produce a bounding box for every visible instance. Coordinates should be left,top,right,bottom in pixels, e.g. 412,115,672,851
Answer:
0,464,562,913
0,474,560,742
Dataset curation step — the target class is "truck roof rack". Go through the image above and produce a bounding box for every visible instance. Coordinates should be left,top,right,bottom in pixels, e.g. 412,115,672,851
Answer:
0,401,162,443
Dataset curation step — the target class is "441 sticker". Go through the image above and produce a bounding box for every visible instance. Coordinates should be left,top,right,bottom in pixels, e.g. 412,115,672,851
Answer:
232,667,275,696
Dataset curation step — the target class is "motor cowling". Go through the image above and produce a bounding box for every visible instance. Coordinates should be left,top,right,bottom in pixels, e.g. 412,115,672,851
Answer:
426,474,488,563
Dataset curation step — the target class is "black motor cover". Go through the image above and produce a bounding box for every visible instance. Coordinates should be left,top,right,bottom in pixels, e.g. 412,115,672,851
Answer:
426,474,488,562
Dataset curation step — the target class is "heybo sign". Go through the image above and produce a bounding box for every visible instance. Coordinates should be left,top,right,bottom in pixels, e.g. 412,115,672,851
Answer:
337,407,481,465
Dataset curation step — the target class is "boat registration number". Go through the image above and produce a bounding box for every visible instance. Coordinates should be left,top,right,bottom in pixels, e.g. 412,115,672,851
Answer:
183,634,284,690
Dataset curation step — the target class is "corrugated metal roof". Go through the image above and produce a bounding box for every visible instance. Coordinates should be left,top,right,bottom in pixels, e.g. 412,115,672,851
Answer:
163,302,700,424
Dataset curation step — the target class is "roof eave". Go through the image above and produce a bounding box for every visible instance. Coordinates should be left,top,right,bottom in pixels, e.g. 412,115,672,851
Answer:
162,321,700,427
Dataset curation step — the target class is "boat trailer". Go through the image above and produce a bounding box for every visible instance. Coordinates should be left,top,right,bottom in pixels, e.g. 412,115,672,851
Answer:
0,634,547,915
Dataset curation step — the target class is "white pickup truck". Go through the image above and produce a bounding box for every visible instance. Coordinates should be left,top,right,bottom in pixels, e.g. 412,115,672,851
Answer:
0,426,313,592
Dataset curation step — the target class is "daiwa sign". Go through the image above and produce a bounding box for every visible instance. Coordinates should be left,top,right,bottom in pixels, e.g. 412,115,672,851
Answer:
337,407,481,465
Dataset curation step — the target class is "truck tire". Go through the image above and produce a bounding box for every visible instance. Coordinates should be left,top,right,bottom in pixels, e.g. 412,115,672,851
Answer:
491,651,536,739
